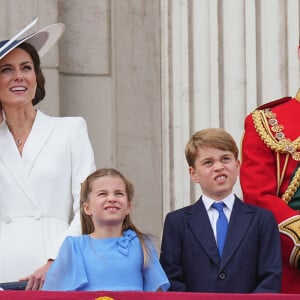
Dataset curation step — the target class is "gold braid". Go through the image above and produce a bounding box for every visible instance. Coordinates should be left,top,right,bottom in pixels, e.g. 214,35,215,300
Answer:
279,216,300,269
282,168,300,203
252,109,300,203
252,110,300,155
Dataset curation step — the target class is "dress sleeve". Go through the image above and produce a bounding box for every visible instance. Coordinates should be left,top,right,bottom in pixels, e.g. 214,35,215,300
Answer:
48,117,96,259
43,237,88,291
142,241,170,291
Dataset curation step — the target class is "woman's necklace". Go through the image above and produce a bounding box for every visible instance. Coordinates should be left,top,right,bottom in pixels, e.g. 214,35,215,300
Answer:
6,110,36,149
7,127,26,148
9,130,25,147
7,123,30,147
15,137,22,147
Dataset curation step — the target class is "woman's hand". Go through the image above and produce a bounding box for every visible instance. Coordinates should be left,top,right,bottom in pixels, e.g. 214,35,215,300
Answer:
20,260,53,290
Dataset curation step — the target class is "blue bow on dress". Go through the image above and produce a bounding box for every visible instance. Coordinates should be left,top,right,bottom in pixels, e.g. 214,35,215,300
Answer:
117,229,137,256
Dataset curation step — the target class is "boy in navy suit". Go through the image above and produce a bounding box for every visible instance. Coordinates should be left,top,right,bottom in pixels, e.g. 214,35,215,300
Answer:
160,128,282,293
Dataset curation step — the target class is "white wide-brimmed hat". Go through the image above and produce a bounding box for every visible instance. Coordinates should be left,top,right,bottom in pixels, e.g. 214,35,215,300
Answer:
0,18,64,60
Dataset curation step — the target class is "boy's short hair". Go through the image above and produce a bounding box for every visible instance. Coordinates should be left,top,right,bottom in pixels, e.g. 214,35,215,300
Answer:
185,128,239,167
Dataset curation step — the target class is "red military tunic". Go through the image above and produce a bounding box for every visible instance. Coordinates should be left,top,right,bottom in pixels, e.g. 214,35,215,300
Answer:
240,92,300,293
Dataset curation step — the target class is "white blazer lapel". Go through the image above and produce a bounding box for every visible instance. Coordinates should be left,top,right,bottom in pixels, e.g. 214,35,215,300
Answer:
0,121,38,204
22,110,54,175
0,111,54,208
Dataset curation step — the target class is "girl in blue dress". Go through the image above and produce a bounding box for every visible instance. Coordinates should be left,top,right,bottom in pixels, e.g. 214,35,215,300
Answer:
43,168,170,291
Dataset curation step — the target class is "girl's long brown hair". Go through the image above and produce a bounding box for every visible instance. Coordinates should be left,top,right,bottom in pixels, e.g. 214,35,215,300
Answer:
80,168,152,266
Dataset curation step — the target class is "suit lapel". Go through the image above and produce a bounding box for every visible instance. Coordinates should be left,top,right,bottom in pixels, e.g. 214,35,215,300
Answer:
220,196,254,269
187,198,220,265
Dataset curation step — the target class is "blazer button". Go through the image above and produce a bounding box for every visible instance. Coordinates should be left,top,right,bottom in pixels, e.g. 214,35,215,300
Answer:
3,215,12,223
33,212,41,220
218,272,226,280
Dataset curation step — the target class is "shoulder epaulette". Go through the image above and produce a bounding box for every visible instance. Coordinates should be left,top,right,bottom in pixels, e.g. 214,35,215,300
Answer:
255,96,292,111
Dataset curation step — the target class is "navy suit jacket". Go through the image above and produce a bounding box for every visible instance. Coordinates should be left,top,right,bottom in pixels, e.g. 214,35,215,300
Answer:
160,196,282,293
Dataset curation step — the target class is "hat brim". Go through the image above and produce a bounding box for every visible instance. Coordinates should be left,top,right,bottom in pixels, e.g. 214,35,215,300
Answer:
0,23,65,60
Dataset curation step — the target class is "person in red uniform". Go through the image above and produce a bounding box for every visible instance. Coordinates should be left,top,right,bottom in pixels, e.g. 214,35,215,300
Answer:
240,82,300,293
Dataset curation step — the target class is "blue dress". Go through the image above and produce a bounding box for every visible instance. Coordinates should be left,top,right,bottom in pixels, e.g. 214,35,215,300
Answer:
43,229,170,291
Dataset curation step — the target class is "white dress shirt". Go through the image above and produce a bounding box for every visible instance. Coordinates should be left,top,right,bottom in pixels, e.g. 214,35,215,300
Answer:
202,193,235,240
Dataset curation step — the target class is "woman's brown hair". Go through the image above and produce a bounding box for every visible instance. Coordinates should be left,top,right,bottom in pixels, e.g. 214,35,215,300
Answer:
17,42,46,105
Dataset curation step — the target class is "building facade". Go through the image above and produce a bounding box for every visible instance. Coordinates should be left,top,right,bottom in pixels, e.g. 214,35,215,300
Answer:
1,0,299,244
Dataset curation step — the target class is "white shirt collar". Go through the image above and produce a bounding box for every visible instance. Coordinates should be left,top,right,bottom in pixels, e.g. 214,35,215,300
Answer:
202,193,235,212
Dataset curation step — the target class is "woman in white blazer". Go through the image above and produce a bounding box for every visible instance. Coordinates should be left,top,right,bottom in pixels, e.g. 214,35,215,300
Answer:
0,20,96,289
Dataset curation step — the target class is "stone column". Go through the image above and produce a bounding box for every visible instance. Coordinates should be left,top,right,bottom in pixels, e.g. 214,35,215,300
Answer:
58,0,113,167
160,0,300,214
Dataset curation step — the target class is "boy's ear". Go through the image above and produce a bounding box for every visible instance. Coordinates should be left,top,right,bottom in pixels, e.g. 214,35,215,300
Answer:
189,166,199,183
236,159,241,174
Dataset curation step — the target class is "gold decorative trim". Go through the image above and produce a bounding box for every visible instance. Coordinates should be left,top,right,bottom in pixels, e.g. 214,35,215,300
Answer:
252,110,300,159
280,216,300,268
279,216,300,245
290,246,300,268
295,88,300,102
282,167,300,203
252,109,300,203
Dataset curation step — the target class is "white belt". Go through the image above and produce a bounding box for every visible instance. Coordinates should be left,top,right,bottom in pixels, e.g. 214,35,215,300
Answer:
0,211,42,223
